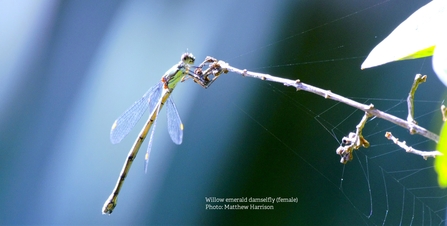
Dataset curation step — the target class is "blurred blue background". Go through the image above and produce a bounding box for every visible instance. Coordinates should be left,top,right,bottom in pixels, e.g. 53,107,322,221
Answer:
0,0,444,225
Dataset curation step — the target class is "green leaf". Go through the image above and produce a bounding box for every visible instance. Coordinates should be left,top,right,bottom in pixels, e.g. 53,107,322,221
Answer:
361,0,447,69
435,122,447,188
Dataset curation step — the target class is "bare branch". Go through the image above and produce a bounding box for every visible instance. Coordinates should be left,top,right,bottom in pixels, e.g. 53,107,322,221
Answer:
385,132,443,160
189,57,442,164
202,59,440,143
407,74,426,125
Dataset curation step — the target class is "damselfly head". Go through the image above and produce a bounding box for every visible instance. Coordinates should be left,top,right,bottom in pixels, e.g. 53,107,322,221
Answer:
181,52,195,65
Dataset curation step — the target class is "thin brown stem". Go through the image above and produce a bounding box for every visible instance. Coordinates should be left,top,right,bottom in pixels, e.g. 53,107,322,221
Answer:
407,74,427,124
211,60,439,143
385,132,443,160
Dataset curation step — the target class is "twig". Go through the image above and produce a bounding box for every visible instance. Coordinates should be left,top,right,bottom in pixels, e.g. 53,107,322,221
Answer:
407,74,426,125
336,112,371,164
385,132,443,160
201,58,439,143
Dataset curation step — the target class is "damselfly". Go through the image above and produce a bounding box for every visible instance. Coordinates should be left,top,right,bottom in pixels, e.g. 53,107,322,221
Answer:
103,53,195,214
102,53,224,214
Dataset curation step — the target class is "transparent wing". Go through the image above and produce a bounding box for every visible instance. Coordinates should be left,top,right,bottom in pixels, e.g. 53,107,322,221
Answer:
166,96,183,145
110,82,163,144
144,105,160,173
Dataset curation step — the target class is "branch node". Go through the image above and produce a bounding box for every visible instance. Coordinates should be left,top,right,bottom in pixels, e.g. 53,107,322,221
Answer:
385,131,392,139
409,125,417,135
441,105,447,122
360,136,370,148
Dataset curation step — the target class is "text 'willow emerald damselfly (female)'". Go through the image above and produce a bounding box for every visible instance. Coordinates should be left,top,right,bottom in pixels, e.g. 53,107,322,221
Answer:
102,53,225,214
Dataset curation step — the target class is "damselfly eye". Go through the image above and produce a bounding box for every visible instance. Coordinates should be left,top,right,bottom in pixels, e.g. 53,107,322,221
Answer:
181,53,195,65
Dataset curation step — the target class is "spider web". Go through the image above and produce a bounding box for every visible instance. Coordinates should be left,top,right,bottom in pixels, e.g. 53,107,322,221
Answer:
314,96,445,225
218,80,446,225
